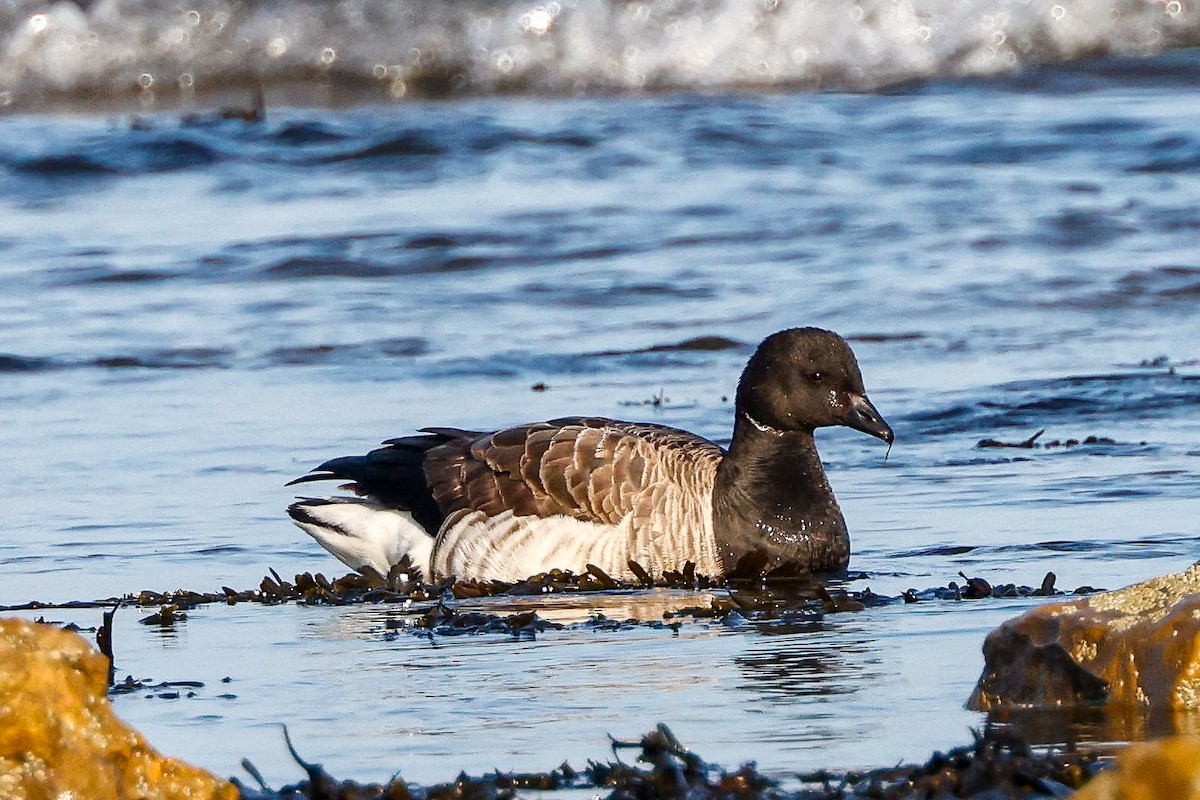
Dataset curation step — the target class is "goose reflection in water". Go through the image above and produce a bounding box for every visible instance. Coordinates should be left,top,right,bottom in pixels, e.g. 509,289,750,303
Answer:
734,618,880,701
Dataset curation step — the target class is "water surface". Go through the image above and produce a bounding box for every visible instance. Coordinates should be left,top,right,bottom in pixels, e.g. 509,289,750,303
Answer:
2,40,1199,788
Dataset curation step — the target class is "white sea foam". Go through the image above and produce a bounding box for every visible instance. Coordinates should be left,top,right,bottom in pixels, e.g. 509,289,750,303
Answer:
1,0,1197,104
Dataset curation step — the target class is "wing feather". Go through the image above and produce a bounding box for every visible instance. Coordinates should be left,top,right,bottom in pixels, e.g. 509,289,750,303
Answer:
423,417,722,527
539,432,579,510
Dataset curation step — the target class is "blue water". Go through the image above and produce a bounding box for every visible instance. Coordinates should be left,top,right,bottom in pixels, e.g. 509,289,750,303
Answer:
2,37,1199,788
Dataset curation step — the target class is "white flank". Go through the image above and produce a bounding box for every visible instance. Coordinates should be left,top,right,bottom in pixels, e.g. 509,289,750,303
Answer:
290,498,434,577
431,509,637,583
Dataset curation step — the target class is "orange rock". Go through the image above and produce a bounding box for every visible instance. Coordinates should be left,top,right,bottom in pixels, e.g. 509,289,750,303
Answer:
0,617,238,800
1072,736,1200,800
968,561,1200,712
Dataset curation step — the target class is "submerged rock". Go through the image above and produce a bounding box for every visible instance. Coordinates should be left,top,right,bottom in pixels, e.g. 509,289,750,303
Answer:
0,617,237,800
1072,736,1200,800
968,561,1200,711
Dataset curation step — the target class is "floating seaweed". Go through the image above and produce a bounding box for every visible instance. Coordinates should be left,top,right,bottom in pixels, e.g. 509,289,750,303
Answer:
1042,435,1121,447
2,565,1102,643
109,676,207,699
977,430,1139,449
978,430,1045,449
139,604,187,626
97,601,120,686
232,723,1104,800
410,602,564,639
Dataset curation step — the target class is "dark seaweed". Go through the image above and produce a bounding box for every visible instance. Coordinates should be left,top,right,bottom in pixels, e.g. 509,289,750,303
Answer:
2,564,1101,641
977,430,1131,449
232,723,1104,800
97,601,120,686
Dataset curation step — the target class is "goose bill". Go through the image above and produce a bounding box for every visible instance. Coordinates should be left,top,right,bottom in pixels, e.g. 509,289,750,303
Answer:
843,394,894,444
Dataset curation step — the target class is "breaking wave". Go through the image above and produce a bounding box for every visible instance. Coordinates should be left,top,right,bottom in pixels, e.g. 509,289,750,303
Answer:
2,0,1199,108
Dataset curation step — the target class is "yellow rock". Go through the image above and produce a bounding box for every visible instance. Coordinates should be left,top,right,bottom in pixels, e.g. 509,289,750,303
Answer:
0,617,238,800
1073,736,1200,800
968,561,1200,712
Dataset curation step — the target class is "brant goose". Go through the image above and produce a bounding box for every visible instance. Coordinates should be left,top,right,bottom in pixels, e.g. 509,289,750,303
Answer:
287,327,892,581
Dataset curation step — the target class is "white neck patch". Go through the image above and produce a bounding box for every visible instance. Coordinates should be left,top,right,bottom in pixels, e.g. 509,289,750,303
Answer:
742,411,784,436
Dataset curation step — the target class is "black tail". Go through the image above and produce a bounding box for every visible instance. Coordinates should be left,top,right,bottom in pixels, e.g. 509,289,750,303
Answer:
286,431,477,535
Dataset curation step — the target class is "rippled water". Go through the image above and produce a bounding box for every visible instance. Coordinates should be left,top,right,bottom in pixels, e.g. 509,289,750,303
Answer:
2,45,1199,787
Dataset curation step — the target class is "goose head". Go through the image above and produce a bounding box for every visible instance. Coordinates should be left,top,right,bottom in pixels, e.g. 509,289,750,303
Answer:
736,327,893,443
